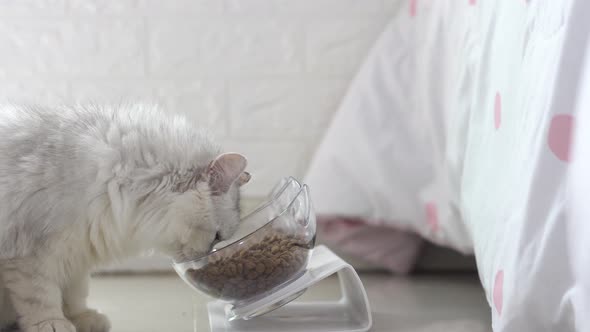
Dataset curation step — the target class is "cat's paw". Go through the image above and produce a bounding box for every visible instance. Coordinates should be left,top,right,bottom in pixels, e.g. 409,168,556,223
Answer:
23,318,76,332
69,310,111,332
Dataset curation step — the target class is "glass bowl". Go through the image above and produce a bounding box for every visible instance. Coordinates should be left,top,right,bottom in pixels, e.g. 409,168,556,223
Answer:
173,177,316,307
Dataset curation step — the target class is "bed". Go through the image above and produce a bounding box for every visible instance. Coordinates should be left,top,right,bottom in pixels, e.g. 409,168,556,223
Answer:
305,0,589,330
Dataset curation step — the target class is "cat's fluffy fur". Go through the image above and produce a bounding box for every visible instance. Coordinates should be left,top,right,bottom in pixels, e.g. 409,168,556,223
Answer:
0,104,248,332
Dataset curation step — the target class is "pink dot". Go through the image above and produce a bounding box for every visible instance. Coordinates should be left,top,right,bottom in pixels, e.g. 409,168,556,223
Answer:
469,0,476,5
493,270,504,315
425,202,438,232
494,92,502,130
410,0,417,17
547,114,574,162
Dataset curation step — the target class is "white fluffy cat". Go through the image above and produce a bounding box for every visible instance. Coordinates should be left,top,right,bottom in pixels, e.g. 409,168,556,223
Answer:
0,104,250,332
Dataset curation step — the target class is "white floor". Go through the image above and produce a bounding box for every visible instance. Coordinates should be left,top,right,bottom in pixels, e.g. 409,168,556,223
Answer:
88,272,491,332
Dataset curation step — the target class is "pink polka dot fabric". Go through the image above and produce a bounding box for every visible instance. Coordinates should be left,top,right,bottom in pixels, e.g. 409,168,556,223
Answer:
305,1,588,330
547,114,574,162
409,0,417,17
493,270,504,316
425,202,439,232
494,92,502,130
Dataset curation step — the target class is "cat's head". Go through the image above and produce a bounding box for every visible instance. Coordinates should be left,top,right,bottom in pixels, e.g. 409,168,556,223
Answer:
153,153,250,262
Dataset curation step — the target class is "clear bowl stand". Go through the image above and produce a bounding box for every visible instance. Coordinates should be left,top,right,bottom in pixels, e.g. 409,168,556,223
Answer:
207,245,373,332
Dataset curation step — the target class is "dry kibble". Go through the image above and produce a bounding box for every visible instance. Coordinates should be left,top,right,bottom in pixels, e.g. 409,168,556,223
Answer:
264,261,273,271
223,267,233,277
186,232,310,301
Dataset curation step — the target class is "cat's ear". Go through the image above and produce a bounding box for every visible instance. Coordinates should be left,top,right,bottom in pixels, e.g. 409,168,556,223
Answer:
208,153,248,194
237,172,251,186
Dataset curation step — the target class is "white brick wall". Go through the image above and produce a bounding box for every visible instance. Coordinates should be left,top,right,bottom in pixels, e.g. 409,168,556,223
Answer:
0,0,403,200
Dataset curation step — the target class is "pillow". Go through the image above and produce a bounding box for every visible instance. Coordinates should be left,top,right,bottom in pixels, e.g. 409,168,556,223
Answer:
317,216,423,274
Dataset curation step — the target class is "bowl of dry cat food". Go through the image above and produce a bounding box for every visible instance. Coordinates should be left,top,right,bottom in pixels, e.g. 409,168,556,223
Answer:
173,177,316,307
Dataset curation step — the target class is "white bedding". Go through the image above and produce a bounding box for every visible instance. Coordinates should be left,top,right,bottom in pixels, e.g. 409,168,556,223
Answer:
305,0,588,330
568,33,590,332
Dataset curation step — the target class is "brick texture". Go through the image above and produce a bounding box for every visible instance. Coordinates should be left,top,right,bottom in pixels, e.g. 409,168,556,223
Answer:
0,0,394,199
